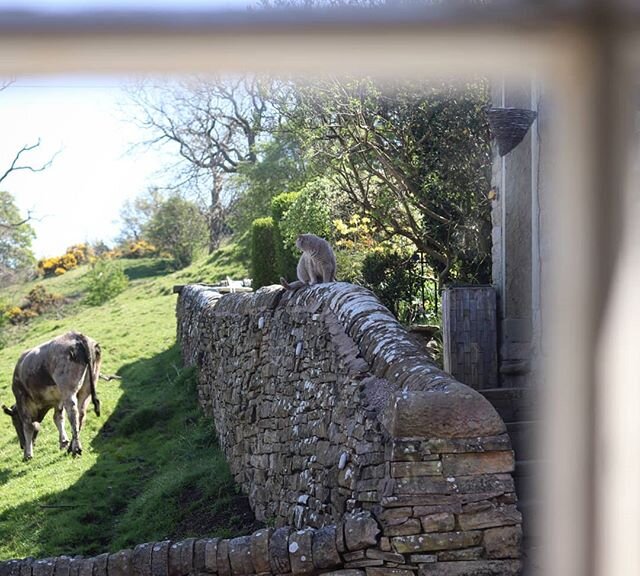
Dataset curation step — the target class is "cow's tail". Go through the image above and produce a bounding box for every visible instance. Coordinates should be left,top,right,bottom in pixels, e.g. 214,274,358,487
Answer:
77,334,101,417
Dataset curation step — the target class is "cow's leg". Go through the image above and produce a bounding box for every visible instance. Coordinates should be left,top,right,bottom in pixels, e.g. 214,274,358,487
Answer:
53,406,69,449
63,396,82,456
19,414,37,461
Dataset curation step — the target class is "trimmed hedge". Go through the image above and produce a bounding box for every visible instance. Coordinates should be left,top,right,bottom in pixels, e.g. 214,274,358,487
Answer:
270,192,299,282
250,217,279,289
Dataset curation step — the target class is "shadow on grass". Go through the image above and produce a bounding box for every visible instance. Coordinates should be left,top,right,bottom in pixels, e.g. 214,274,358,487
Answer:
122,260,174,282
0,344,261,559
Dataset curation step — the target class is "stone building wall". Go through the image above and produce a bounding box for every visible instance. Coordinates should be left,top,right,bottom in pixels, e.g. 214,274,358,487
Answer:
0,282,523,576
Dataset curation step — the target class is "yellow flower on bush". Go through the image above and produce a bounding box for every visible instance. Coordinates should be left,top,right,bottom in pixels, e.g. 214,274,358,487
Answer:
54,267,66,276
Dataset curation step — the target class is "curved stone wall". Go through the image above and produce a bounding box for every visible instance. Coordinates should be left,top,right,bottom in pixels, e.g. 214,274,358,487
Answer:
0,282,523,576
176,282,523,574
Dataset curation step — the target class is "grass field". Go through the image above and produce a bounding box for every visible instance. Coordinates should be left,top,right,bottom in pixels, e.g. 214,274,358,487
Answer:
0,242,261,560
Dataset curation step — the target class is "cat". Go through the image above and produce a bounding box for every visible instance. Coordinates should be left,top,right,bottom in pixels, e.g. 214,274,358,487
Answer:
280,233,337,290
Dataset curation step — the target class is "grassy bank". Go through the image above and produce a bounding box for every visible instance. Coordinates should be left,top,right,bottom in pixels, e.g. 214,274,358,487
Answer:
0,243,260,560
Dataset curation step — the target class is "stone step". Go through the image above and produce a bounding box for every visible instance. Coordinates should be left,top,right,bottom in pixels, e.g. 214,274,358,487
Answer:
506,420,539,461
479,387,539,423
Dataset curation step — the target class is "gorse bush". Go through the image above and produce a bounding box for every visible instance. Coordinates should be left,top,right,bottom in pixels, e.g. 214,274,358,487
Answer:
122,239,157,259
84,259,129,306
251,217,279,289
37,245,89,277
4,285,63,324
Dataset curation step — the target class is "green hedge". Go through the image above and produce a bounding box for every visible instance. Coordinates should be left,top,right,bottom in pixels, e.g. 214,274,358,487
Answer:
271,193,299,282
250,217,280,289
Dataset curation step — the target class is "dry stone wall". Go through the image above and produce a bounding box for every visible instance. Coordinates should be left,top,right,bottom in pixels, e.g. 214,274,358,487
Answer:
0,282,522,576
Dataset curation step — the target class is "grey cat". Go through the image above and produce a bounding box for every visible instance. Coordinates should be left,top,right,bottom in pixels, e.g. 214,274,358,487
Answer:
280,233,337,291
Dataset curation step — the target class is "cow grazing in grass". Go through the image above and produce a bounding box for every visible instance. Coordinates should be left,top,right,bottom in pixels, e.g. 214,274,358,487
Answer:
2,331,102,460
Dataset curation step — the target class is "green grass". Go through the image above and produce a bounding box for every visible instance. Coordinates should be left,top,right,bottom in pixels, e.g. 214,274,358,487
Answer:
0,242,259,560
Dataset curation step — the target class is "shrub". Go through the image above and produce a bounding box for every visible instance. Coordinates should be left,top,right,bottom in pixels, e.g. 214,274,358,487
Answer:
250,217,279,289
122,239,157,259
5,285,63,324
84,259,129,306
37,248,80,277
270,192,299,281
66,243,94,265
362,250,424,323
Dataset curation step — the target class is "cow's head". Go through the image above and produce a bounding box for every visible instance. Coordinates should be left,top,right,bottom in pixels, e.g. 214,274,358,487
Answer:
2,404,25,449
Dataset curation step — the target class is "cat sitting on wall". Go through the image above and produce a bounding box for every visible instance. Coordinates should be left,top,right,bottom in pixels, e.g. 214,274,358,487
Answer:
280,233,337,291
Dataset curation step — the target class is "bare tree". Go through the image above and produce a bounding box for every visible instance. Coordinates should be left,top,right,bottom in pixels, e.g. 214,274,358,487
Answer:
0,82,58,229
128,76,275,252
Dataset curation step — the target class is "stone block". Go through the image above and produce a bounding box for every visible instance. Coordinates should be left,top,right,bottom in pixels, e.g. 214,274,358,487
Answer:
131,543,153,576
391,531,482,554
18,558,34,576
365,550,405,564
343,512,382,551
436,547,484,561
168,543,183,576
376,506,412,527
180,539,196,576
107,551,132,576
249,529,272,574
483,525,523,559
312,525,341,570
391,477,453,496
441,452,515,477
458,505,522,531
93,554,109,576
228,536,253,576
424,436,511,454
390,462,442,478
32,559,54,576
319,571,365,576
269,527,291,574
67,558,83,576
216,540,232,576
151,542,170,576
53,556,71,576
418,560,522,576
381,495,459,508
420,513,455,533
366,569,414,576
383,519,422,537
203,539,220,574
454,475,515,495
408,555,437,564
77,560,94,576
288,529,315,575
413,503,462,517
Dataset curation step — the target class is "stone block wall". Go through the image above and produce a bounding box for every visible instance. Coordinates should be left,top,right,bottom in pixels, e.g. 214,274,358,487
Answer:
0,282,522,576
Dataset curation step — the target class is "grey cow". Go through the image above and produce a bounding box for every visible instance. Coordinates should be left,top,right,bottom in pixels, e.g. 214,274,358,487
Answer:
2,331,102,460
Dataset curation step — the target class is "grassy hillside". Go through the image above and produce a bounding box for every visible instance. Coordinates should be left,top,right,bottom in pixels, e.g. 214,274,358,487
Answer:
0,242,261,560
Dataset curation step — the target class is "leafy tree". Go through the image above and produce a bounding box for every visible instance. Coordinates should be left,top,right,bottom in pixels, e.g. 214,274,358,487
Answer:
279,177,336,249
230,129,309,235
285,77,492,286
0,190,36,285
117,187,165,244
145,195,208,268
